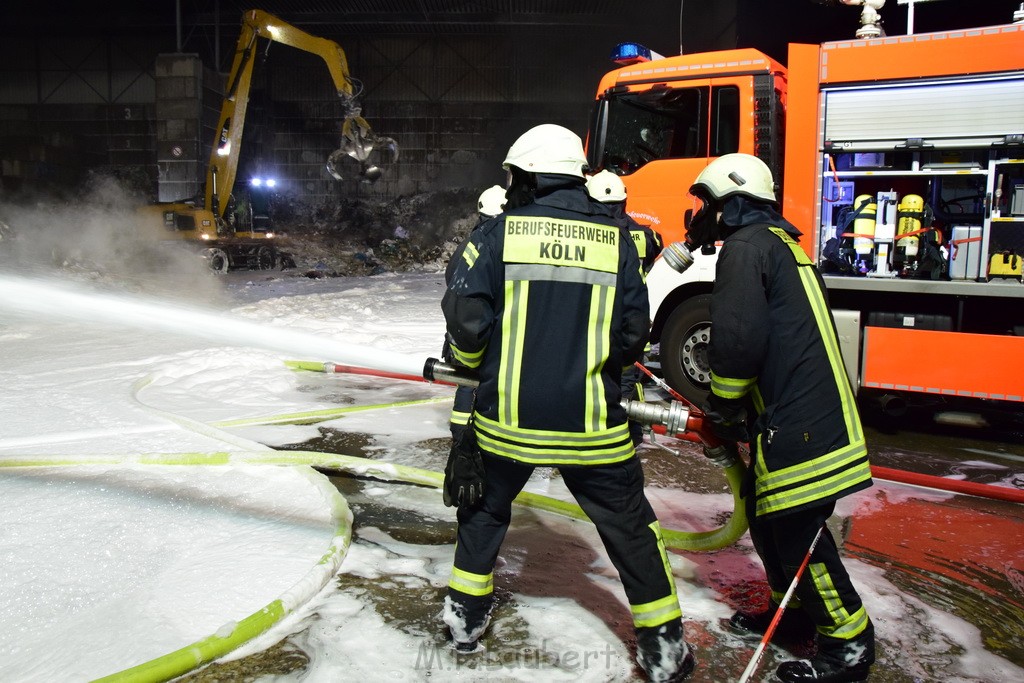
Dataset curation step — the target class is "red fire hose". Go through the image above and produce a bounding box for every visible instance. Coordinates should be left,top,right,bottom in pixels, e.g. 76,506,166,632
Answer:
297,360,1024,506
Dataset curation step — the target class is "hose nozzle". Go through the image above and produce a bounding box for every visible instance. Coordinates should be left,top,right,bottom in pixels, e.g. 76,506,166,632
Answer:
423,357,480,387
622,399,691,434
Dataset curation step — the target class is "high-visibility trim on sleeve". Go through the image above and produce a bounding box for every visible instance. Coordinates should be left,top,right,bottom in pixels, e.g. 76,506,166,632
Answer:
449,343,485,369
711,372,756,399
462,242,479,269
449,409,471,426
448,566,493,597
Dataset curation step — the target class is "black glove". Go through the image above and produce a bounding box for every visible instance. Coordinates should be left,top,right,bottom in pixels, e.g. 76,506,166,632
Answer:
701,393,750,444
443,425,486,508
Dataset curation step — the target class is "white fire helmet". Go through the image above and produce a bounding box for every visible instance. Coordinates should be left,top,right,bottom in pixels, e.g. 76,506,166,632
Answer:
586,169,627,203
502,124,588,178
690,153,777,205
477,185,507,217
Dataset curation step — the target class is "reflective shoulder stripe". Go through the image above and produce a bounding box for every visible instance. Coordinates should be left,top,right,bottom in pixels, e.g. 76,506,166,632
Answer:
767,226,812,265
462,242,479,269
449,566,494,597
503,216,620,273
711,371,757,399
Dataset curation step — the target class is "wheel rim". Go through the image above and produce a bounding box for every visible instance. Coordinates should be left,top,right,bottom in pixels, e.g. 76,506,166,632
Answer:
678,323,712,387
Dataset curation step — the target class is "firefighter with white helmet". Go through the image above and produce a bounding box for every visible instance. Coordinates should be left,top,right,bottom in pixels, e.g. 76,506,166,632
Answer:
440,123,694,681
689,152,875,682
586,169,664,273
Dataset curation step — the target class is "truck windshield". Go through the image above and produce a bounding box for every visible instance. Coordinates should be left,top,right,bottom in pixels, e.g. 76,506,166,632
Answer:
590,85,740,175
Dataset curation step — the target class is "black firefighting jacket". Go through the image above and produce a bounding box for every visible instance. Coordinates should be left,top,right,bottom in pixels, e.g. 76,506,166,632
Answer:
441,174,649,466
708,199,871,519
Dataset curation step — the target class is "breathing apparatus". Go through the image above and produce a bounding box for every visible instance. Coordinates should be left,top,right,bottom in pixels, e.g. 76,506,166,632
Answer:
894,194,933,272
663,153,778,274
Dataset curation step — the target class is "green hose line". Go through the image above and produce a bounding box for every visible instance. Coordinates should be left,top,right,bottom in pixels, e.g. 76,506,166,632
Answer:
0,374,747,681
661,460,748,552
0,449,744,552
211,397,450,428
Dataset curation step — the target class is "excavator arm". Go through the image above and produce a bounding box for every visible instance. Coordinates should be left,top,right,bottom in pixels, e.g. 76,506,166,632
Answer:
206,9,397,218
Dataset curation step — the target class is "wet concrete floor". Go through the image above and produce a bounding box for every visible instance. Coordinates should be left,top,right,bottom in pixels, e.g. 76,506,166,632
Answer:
186,385,1024,682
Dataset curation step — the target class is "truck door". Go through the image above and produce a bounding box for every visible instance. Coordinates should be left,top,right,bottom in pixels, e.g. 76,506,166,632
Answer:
587,78,746,244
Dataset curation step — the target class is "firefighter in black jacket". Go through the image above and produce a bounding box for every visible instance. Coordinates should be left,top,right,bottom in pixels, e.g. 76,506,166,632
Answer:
440,124,694,682
586,169,664,446
687,153,875,683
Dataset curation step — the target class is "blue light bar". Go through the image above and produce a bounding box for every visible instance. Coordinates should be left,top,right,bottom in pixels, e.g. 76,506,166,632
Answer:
611,42,652,66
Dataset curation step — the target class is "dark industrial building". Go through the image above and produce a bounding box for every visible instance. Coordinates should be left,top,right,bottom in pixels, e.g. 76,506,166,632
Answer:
0,1,1013,208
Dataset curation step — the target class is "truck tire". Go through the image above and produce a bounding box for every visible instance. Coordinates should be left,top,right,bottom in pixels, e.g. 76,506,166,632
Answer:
660,294,713,406
255,246,275,270
206,248,230,274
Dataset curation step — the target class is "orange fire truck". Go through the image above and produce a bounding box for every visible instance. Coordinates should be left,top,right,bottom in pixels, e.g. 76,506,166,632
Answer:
586,8,1024,414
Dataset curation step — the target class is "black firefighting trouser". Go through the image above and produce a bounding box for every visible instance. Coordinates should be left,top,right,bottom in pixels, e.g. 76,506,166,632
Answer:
745,495,871,642
448,452,680,634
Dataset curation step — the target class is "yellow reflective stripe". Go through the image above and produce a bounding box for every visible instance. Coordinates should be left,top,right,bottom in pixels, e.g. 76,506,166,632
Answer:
796,265,863,444
711,372,756,399
758,440,867,491
475,434,634,465
631,230,647,258
631,522,681,628
756,457,872,517
823,605,869,640
770,590,801,608
752,386,765,414
586,286,614,431
449,566,493,597
499,280,528,427
450,409,471,426
768,227,812,265
474,423,634,465
450,344,484,369
503,216,620,273
809,561,846,622
506,263,616,286
462,242,479,269
631,595,683,628
475,412,632,446
768,226,862,445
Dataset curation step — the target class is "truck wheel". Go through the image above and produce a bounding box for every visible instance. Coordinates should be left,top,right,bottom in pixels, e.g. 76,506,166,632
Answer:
255,246,275,270
660,294,713,406
206,248,230,274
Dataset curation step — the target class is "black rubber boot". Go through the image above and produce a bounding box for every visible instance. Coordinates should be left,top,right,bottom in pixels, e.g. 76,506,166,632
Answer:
442,594,491,654
776,621,875,683
728,604,815,639
635,619,696,682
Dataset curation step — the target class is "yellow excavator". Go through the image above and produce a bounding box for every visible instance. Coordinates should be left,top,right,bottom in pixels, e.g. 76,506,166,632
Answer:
141,9,398,273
